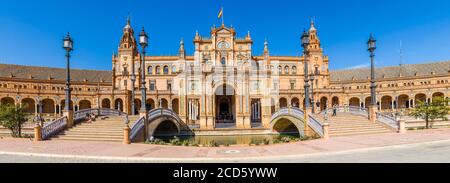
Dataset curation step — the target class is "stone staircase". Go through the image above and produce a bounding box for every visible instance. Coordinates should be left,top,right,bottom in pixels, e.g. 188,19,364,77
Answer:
315,113,393,137
53,115,140,142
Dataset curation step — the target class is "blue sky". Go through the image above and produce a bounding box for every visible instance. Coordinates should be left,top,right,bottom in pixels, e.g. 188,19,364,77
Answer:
1,0,450,71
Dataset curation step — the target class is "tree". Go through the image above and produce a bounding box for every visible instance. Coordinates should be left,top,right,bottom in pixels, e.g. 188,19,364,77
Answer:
410,97,450,129
0,103,29,137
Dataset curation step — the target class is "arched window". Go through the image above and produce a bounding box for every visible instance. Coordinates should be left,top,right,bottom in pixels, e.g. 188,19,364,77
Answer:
163,66,169,75
284,66,290,75
148,66,153,75
221,57,226,65
155,66,161,75
292,66,297,75
172,66,177,73
278,66,283,75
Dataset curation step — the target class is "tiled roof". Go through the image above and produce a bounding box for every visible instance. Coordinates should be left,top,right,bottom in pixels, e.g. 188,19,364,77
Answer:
330,61,450,82
0,64,112,83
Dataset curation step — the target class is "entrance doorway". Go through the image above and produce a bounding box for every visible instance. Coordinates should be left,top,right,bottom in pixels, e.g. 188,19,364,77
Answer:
215,84,236,128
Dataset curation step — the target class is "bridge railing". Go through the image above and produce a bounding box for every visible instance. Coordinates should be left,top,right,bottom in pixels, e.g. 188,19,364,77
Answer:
376,112,399,130
272,107,324,137
42,116,67,140
320,106,369,118
74,108,126,123
148,108,182,123
130,116,145,142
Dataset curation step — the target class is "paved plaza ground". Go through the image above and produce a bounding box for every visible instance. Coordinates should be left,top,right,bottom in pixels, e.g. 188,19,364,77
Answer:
1,129,450,163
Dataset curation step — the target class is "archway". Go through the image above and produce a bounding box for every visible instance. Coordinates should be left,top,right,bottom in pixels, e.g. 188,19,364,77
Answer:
215,84,236,125
172,99,179,114
101,99,111,109
134,99,141,114
320,97,328,110
153,120,180,137
79,100,91,110
272,118,301,136
60,100,74,111
365,97,372,108
349,97,360,107
115,99,124,112
21,98,35,114
291,98,300,108
398,95,409,109
160,99,169,109
332,96,339,107
0,97,15,105
415,93,427,105
279,98,288,108
146,99,155,111
433,92,445,100
381,96,393,110
42,99,55,114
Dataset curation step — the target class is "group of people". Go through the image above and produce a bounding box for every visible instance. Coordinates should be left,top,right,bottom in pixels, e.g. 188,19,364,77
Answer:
85,113,97,123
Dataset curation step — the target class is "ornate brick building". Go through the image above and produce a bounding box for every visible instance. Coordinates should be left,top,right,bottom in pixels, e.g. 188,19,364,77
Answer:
1,19,448,130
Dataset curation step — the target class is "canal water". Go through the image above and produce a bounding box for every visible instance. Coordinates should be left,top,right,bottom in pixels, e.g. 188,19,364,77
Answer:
153,134,302,146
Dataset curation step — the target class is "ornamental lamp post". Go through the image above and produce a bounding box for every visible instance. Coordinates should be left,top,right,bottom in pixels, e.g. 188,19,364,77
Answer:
301,29,311,136
139,27,148,116
301,30,310,110
367,34,377,122
63,32,74,127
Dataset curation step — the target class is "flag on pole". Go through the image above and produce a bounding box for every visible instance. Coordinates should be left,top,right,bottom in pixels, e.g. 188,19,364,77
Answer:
218,7,223,19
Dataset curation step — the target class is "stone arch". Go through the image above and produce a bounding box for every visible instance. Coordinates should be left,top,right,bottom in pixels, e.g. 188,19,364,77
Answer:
151,120,180,137
0,97,15,105
415,93,427,104
332,96,339,107
115,98,124,112
432,92,445,100
146,99,156,111
398,95,409,109
21,98,35,114
320,97,328,110
41,99,55,114
134,99,141,114
381,96,393,110
279,98,288,108
270,115,305,137
365,97,372,108
61,100,74,111
291,97,300,108
79,100,92,110
349,97,360,107
160,98,169,109
172,99,179,114
101,98,111,109
163,65,170,75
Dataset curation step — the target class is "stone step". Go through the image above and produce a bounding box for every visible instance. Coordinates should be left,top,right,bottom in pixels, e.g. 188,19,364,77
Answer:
53,137,122,142
330,126,388,131
330,130,391,137
61,131,123,136
55,134,123,139
330,128,392,133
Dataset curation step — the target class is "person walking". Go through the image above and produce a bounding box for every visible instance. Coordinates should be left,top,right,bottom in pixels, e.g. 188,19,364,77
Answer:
332,105,337,117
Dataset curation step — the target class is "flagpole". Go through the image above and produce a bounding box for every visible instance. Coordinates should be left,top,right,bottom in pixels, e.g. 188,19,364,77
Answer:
221,7,224,26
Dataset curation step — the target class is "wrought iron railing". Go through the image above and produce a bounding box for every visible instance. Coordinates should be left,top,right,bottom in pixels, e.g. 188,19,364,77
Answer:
42,116,67,140
129,116,145,141
376,112,399,130
271,107,324,137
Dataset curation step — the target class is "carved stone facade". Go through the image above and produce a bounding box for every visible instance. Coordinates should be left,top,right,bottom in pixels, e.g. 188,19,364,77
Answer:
1,19,448,129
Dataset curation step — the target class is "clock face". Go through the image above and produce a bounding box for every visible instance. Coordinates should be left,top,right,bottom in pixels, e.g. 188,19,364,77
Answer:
217,41,230,49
